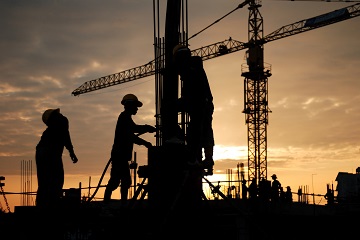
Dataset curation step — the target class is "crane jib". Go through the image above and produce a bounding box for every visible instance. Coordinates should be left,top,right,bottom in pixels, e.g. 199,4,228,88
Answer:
71,3,360,96
304,8,350,27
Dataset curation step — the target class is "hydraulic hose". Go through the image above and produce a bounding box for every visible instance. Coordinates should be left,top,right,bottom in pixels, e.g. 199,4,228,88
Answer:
86,158,111,203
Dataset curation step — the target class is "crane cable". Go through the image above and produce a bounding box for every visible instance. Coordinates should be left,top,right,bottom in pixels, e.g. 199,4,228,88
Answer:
85,132,145,203
188,0,248,41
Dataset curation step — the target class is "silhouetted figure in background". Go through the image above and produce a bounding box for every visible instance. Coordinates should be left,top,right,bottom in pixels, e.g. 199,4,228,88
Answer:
270,174,281,204
173,44,215,174
104,94,156,205
259,177,271,203
279,186,286,203
324,184,334,205
248,178,258,210
285,186,293,204
248,178,258,200
36,108,78,208
297,187,303,203
241,180,248,200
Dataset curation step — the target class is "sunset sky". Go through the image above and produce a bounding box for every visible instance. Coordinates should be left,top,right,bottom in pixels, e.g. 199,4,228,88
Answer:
1,0,360,211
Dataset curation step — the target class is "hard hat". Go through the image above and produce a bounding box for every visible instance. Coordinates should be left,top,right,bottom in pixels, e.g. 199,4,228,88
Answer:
271,174,277,179
173,44,190,58
42,108,60,124
121,94,143,107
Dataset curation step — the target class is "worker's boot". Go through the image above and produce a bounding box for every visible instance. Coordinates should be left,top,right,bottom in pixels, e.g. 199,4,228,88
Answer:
121,188,128,207
103,188,112,203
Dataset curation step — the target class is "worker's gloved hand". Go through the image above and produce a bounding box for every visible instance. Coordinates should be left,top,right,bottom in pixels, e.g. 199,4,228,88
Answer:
69,151,78,163
145,124,156,133
144,141,153,149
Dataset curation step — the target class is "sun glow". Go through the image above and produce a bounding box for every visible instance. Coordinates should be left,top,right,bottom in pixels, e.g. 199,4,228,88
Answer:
213,145,247,161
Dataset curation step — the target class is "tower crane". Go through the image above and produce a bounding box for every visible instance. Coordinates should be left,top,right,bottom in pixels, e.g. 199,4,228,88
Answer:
72,1,360,188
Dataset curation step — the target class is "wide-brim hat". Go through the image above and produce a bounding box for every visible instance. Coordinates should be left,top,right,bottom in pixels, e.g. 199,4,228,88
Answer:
42,108,60,124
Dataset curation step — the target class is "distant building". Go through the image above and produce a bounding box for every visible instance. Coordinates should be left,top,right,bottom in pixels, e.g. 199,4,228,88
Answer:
335,167,360,203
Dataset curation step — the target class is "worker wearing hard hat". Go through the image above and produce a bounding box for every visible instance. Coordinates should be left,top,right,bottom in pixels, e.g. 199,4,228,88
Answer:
173,44,215,174
103,93,156,205
35,108,78,208
270,174,281,204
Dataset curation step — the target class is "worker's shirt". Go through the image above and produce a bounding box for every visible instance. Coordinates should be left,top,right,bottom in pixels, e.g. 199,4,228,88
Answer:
36,114,73,157
179,56,213,113
111,111,148,162
271,180,281,191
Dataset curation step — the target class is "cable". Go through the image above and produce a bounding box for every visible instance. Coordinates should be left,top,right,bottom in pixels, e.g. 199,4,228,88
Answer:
188,2,245,41
86,158,111,203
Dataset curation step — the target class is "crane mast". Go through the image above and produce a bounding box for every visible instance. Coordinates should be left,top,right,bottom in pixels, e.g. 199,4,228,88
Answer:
242,0,271,186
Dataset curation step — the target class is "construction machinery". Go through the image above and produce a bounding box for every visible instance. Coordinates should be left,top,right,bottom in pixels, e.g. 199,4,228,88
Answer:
72,1,360,189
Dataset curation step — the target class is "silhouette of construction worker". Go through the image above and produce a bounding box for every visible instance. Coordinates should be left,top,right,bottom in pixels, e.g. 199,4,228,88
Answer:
297,187,303,203
258,177,271,203
248,178,258,200
173,44,215,172
279,186,286,203
248,178,258,211
241,180,248,200
270,174,281,204
285,186,293,204
104,94,156,205
324,184,334,205
35,108,78,208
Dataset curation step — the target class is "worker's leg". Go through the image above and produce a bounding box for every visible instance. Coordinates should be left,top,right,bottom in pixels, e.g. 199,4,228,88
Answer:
188,111,203,163
202,103,215,168
35,151,48,207
120,162,131,206
120,187,129,205
103,188,112,203
104,162,121,202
